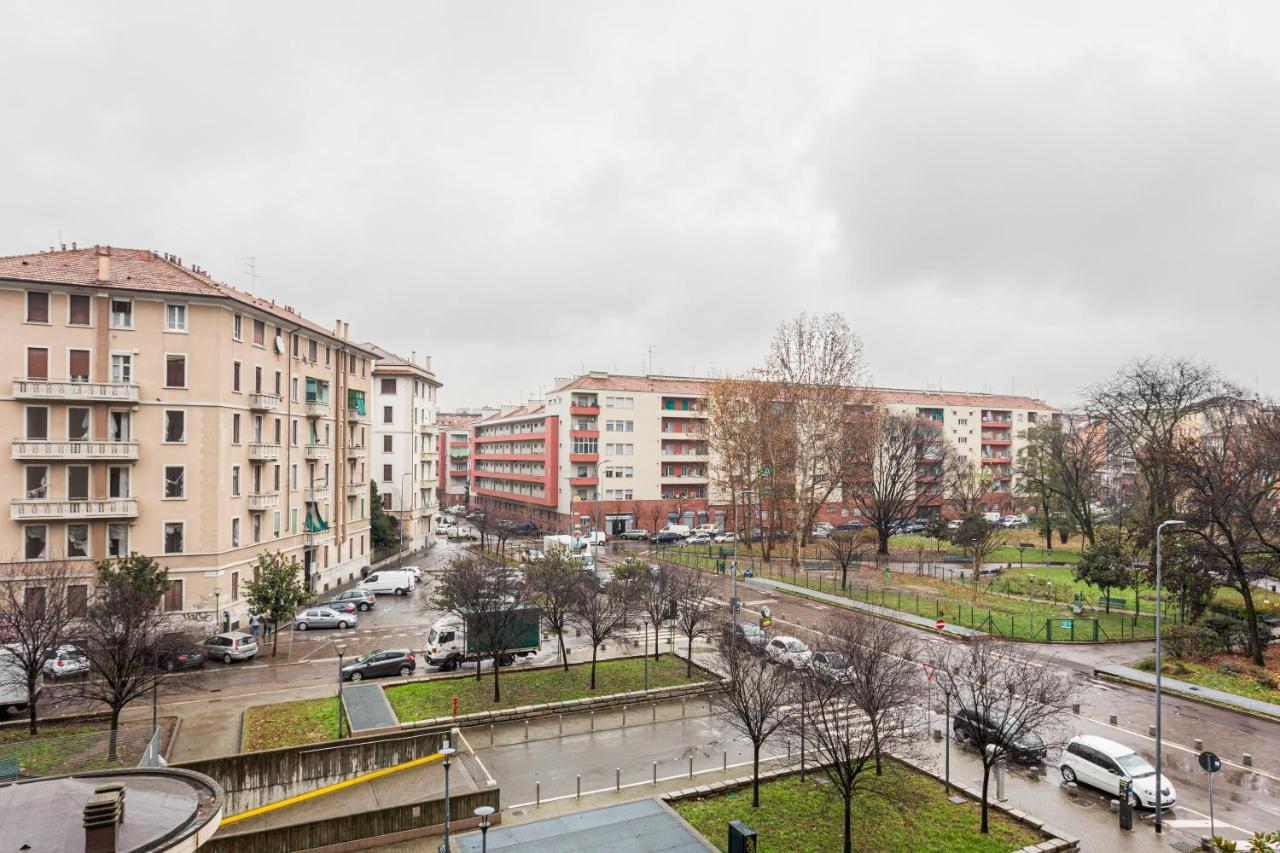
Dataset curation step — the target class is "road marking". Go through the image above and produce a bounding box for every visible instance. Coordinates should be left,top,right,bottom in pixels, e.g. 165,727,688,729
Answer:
1082,715,1280,783
1168,806,1254,836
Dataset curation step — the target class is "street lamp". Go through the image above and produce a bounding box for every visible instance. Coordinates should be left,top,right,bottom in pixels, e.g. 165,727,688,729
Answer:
440,743,457,853
400,472,413,568
732,490,756,626
474,805,495,853
1154,519,1185,835
335,640,347,739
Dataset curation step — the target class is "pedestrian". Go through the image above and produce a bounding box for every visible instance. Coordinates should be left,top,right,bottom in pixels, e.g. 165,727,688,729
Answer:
249,613,260,640
263,617,273,642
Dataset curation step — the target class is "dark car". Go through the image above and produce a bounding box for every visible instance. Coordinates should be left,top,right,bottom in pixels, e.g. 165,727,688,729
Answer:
721,622,768,654
328,589,376,611
320,599,360,616
341,648,417,682
650,531,684,544
810,650,857,683
150,633,207,672
834,521,866,532
952,709,1047,764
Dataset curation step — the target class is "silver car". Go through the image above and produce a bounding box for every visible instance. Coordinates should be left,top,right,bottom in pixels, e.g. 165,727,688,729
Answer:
294,607,357,631
204,632,257,664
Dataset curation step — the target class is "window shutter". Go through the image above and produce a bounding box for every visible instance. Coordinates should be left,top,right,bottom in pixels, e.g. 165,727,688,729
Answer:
27,348,49,379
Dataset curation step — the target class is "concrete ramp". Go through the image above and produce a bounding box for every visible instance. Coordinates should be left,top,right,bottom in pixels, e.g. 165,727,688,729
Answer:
343,684,399,734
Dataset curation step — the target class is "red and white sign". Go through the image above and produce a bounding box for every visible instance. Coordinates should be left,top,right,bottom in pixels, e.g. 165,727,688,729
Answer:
935,618,945,632
922,662,936,682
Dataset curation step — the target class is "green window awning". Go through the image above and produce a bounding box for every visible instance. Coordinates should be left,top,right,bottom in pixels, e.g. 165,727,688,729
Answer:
348,389,366,415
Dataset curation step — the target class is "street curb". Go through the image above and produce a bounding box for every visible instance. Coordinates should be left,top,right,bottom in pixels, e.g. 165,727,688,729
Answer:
1093,669,1280,724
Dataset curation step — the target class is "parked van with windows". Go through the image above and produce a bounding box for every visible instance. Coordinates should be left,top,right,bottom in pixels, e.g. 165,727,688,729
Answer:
357,570,417,596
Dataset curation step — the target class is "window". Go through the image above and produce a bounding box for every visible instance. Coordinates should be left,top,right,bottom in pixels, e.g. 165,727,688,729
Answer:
107,523,128,557
25,292,49,323
111,353,132,383
290,507,298,534
68,349,90,382
163,522,184,554
231,517,241,547
958,437,968,445
383,406,393,424
110,298,132,329
232,361,242,392
273,511,281,538
164,466,185,498
66,524,89,558
308,339,318,362
108,466,130,498
67,585,88,617
383,491,394,510
25,407,48,440
273,417,281,444
291,377,300,402
25,466,48,499
383,435,393,452
291,419,299,446
231,465,241,496
68,294,91,326
252,514,262,544
24,525,47,560
164,410,185,443
108,410,130,441
381,377,397,394
26,347,48,380
382,464,393,481
164,579,183,612
292,333,300,357
273,464,281,491
253,319,265,346
165,354,187,388
233,314,242,340
291,464,298,489
67,407,89,441
232,413,241,444
325,346,331,367
165,303,187,331
231,571,240,601
274,370,282,396
67,466,89,501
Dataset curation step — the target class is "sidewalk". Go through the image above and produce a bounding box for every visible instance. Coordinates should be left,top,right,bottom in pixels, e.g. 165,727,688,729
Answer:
1097,664,1280,721
746,575,985,637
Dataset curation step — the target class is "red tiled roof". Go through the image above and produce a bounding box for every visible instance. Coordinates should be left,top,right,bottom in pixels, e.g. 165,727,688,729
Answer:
0,246,375,354
438,412,484,428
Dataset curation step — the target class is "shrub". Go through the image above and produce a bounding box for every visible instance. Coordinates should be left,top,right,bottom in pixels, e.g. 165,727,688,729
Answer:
1163,625,1217,660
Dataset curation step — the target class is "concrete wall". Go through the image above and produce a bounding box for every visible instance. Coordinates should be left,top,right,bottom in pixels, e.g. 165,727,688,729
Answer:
174,728,447,816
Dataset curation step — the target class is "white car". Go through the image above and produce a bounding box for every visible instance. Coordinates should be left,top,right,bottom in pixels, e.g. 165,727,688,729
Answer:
43,644,89,678
1060,735,1176,810
400,565,424,581
687,534,712,545
765,636,813,669
713,532,738,543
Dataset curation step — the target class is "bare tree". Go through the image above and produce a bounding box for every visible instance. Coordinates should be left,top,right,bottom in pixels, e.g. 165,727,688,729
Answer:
711,628,792,807
524,546,586,671
823,531,865,591
671,567,721,677
847,411,948,556
833,614,920,776
571,578,628,689
1015,423,1058,551
945,457,992,517
931,638,1074,834
0,560,85,734
431,553,532,701
950,513,1004,587
638,561,676,659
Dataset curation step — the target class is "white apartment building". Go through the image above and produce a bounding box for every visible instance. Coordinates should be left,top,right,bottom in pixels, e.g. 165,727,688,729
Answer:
369,345,441,552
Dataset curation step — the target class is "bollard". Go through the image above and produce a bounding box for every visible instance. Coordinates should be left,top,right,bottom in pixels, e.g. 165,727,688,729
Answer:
490,724,495,747
1194,738,1203,751
1109,714,1117,725
525,719,530,742
1244,753,1253,766
616,767,621,792
576,774,581,799
689,756,694,779
1148,725,1155,737
682,698,687,717
536,781,541,806
652,702,657,723
653,761,658,785
559,714,564,737
788,741,792,760
723,750,728,772
591,710,596,731
1072,703,1080,715
623,705,627,727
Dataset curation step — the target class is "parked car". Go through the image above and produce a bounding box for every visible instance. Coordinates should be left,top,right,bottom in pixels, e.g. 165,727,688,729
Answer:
721,622,768,655
765,635,813,669
619,529,649,541
294,607,357,631
1060,735,1176,809
650,531,685,544
150,634,206,672
320,600,359,616
810,650,857,683
947,519,964,530
204,632,257,664
713,532,738,543
327,589,377,611
442,524,478,540
952,708,1047,764
810,527,831,540
357,570,418,596
834,521,866,532
342,648,417,682
687,533,712,545
401,565,425,581
1001,514,1029,528
42,644,89,679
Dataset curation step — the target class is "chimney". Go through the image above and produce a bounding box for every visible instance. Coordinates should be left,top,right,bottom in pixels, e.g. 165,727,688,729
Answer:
95,246,111,283
343,321,350,339
83,783,125,853
424,355,432,372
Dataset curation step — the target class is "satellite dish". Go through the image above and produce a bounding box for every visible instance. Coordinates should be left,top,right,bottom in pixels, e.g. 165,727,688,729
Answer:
274,335,285,353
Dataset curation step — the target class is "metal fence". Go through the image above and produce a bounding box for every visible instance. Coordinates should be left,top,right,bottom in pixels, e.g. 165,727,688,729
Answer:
0,724,157,780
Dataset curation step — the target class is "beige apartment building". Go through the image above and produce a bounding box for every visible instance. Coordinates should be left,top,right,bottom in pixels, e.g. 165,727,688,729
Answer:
368,345,441,552
0,245,377,628
472,372,1058,534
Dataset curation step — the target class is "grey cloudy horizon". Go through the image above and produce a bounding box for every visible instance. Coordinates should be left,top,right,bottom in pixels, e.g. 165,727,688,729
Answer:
4,1,1278,411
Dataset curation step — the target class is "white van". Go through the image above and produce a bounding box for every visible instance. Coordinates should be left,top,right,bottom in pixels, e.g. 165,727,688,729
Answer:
358,570,418,596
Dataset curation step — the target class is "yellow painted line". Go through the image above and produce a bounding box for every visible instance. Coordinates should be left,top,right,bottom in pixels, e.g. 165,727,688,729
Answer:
220,752,444,826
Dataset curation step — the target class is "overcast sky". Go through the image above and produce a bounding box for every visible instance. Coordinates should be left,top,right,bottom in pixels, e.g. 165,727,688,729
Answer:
4,2,1278,409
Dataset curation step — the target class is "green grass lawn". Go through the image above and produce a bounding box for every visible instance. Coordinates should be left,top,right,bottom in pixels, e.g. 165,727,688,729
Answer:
1135,655,1280,706
675,763,1040,852
242,696,343,752
387,655,702,722
0,719,167,775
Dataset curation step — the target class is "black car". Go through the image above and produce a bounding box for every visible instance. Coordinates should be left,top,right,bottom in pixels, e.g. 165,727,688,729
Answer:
150,633,207,672
341,648,417,682
810,650,857,683
952,709,1047,764
834,521,866,532
650,531,684,544
721,622,768,654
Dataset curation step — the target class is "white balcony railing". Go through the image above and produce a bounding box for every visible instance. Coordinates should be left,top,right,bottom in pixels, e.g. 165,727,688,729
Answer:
248,442,281,461
304,529,332,546
13,378,140,402
249,393,282,412
11,498,139,521
247,491,280,511
304,443,330,461
304,484,330,502
304,400,330,418
12,440,139,461
347,481,368,497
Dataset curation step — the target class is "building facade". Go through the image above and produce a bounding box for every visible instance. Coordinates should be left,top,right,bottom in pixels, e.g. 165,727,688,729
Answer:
0,245,377,628
369,345,441,552
470,372,1059,534
436,411,485,508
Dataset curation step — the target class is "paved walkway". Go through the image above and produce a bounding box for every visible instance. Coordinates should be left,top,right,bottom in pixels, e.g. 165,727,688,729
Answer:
747,576,985,637
1098,664,1280,720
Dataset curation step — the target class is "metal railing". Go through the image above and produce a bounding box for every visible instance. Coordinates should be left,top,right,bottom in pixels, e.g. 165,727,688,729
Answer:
0,725,157,780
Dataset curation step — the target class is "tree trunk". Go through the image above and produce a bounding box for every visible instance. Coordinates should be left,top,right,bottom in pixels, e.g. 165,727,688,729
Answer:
1103,589,1111,614
871,720,882,775
752,742,761,807
108,707,122,762
979,762,991,834
590,644,598,689
272,618,280,657
686,636,694,677
559,629,569,671
654,625,661,661
1132,583,1141,627
493,653,502,702
1238,578,1266,667
843,791,853,853
26,676,38,735
877,528,890,556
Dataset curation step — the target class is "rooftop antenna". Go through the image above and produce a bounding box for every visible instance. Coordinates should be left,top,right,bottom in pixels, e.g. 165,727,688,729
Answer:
647,345,655,375
241,256,260,292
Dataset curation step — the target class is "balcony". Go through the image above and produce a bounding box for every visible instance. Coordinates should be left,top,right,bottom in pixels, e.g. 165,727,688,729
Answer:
568,452,599,463
568,476,598,486
248,442,281,461
347,481,368,497
346,406,368,423
11,498,139,521
304,443,331,461
12,440,139,461
13,378,139,402
983,436,1013,445
345,440,365,458
247,491,280,511
660,473,709,483
420,449,435,462
304,400,330,418
304,529,332,546
304,484,330,502
249,392,282,412
660,450,709,461
981,455,1011,465
569,429,599,439
448,468,469,478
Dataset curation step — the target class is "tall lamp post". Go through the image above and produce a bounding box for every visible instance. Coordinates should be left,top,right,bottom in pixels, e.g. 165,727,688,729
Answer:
643,619,650,690
1154,519,1185,834
732,490,755,626
474,805,495,852
439,742,456,853
334,640,347,739
400,472,414,568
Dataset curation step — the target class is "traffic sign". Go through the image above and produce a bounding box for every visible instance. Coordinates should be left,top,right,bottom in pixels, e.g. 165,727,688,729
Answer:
922,662,936,681
1199,751,1222,773
935,618,945,631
